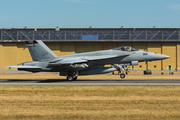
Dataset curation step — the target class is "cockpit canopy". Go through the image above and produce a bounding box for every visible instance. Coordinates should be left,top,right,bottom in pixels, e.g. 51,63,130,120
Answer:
112,46,139,51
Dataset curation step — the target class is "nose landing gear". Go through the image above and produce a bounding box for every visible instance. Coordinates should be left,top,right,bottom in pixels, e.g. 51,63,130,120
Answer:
120,73,126,79
111,64,128,79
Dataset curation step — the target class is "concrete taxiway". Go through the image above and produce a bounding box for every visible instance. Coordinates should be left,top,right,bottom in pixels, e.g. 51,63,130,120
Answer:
0,79,180,85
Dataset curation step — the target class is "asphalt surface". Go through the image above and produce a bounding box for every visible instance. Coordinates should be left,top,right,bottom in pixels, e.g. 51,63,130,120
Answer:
0,79,180,85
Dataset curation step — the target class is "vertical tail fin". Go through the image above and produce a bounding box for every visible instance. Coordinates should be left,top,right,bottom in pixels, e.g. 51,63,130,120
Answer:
25,40,57,61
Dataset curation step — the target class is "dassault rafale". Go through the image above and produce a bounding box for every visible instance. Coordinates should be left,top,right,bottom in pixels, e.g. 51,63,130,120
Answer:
8,40,169,81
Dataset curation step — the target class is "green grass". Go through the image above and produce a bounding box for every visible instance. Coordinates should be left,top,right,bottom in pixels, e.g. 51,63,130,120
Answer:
0,86,180,120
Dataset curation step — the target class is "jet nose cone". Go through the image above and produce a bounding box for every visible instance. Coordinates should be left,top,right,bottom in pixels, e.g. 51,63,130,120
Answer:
164,55,170,59
161,54,170,59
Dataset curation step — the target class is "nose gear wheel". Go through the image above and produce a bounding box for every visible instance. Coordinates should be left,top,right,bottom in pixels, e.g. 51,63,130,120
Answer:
120,73,126,79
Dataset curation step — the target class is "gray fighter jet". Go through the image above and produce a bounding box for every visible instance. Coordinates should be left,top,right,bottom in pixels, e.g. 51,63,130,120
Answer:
8,40,169,80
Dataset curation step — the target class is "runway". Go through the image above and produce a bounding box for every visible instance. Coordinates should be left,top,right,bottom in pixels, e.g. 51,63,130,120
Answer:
0,79,180,85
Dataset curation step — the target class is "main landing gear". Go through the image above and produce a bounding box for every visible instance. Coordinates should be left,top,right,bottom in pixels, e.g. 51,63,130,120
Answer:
66,71,78,81
67,75,73,81
66,75,78,81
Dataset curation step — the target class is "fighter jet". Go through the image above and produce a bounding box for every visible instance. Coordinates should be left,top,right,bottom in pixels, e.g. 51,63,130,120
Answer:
8,40,169,80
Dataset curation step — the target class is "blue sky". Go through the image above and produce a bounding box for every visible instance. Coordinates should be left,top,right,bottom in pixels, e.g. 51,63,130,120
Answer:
0,0,180,28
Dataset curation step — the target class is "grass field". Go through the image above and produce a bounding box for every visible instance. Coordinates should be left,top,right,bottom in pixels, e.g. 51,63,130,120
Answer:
0,85,180,120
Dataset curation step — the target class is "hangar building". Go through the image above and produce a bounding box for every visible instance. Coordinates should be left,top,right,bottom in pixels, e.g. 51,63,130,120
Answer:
0,27,180,71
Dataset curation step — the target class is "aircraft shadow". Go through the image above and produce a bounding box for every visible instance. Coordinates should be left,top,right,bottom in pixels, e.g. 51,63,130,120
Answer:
0,79,67,83
1,79,177,84
0,79,135,83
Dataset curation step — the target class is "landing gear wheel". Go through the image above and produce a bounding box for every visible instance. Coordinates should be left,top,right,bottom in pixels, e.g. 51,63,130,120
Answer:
73,76,77,81
67,75,73,81
126,72,128,75
120,73,125,79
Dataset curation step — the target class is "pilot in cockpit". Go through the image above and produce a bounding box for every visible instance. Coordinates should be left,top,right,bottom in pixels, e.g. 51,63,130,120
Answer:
125,47,129,51
112,46,139,51
124,47,130,51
